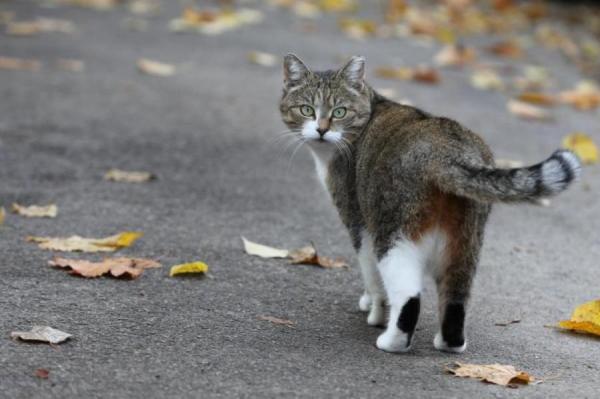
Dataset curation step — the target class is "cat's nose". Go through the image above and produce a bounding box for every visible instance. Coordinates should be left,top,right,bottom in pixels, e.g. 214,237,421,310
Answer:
316,127,329,137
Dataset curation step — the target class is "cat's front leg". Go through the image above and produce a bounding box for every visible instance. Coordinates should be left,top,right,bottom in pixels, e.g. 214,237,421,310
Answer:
375,239,424,352
357,232,385,326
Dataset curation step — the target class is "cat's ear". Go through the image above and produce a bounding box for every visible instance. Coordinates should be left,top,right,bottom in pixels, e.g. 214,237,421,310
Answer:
283,54,310,84
339,56,366,85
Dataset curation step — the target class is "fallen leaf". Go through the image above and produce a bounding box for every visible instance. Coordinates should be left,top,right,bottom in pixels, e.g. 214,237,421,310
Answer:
169,8,263,35
385,0,407,24
242,237,289,258
513,66,551,91
258,315,295,328
137,59,175,77
57,59,85,72
488,39,523,58
495,319,521,327
446,362,535,387
559,81,600,111
35,369,50,379
104,168,155,183
6,18,75,36
128,0,160,16
507,100,552,121
11,326,72,344
434,44,476,67
247,51,278,67
0,207,5,225
27,231,143,252
289,243,349,269
51,0,117,10
375,66,440,84
470,69,504,90
169,261,208,277
11,203,58,218
516,92,556,107
320,0,357,12
557,299,600,337
0,56,41,71
292,2,321,18
339,18,377,40
561,132,598,165
50,256,160,278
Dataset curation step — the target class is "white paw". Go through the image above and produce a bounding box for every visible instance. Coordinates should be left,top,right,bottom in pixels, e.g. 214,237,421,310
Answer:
433,332,467,353
367,299,385,326
358,293,371,312
376,329,412,353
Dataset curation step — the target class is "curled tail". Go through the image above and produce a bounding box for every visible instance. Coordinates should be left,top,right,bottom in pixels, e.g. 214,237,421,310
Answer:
435,150,582,203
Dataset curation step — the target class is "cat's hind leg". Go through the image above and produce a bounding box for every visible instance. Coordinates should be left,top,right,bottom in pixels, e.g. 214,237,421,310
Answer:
374,238,425,352
357,232,385,326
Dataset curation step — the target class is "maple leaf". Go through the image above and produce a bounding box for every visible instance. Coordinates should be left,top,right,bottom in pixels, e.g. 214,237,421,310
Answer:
561,133,598,165
50,256,161,278
11,203,58,218
446,362,535,387
104,169,155,183
557,299,600,337
11,326,72,344
27,232,143,252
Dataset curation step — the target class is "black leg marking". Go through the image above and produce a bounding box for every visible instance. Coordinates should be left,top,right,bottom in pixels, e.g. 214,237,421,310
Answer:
397,296,420,345
442,302,465,347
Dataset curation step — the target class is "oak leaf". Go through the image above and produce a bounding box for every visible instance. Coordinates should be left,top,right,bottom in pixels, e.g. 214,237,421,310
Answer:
446,362,535,387
50,256,160,278
27,231,143,252
12,203,58,218
11,326,72,344
557,299,600,337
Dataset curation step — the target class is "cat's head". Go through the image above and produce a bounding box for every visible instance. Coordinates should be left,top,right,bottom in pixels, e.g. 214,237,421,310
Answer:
279,54,372,146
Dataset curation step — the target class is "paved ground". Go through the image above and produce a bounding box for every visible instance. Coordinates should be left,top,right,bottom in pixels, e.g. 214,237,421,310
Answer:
1,1,599,398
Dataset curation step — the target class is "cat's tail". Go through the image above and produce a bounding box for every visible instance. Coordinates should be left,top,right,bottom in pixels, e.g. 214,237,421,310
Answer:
434,149,581,203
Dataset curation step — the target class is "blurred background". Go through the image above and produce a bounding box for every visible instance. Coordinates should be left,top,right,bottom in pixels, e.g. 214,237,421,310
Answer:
1,0,599,397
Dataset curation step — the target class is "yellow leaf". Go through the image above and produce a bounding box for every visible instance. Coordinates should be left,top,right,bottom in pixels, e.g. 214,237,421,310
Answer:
561,133,598,165
557,299,600,337
27,231,142,252
447,362,535,387
11,203,58,218
320,0,356,12
169,261,208,276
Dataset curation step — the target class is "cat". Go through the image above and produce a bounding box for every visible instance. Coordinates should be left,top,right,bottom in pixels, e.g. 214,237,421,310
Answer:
278,54,581,353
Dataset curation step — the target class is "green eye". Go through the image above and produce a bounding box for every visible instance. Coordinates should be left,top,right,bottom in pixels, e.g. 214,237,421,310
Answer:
300,105,315,117
332,107,347,119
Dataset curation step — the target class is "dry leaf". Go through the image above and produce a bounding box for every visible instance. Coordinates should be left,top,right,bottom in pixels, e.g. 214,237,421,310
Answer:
516,92,556,107
6,18,75,36
57,59,85,72
35,369,50,379
50,256,160,278
495,319,521,327
561,132,598,165
11,326,72,344
320,0,356,12
513,66,551,91
559,81,600,111
507,100,552,121
169,261,208,276
0,207,5,225
470,69,504,90
488,40,523,59
128,0,160,16
52,0,117,10
258,315,295,328
434,44,476,67
0,56,41,71
248,51,278,67
27,231,142,252
104,169,155,183
375,66,440,84
137,59,175,77
292,2,321,18
557,299,600,337
11,203,58,218
447,362,534,387
288,244,349,269
169,8,263,35
242,237,289,258
339,18,377,40
385,0,407,24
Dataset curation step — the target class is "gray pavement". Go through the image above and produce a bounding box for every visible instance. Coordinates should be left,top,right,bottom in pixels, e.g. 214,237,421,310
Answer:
1,1,599,398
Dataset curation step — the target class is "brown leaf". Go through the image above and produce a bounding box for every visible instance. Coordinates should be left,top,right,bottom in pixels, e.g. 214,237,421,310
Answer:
375,66,440,84
49,256,161,278
507,100,552,121
0,56,41,71
27,232,143,252
288,244,349,269
11,326,72,344
11,203,58,218
35,369,50,379
258,315,295,328
516,92,556,107
446,362,535,387
104,169,155,183
488,40,523,59
434,44,476,67
6,18,75,36
559,81,600,111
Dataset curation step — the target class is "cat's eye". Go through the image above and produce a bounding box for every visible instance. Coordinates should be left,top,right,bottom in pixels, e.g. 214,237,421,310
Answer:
300,105,315,117
332,107,347,119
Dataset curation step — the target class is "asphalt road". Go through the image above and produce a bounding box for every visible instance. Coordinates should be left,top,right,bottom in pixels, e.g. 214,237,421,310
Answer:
1,1,599,398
